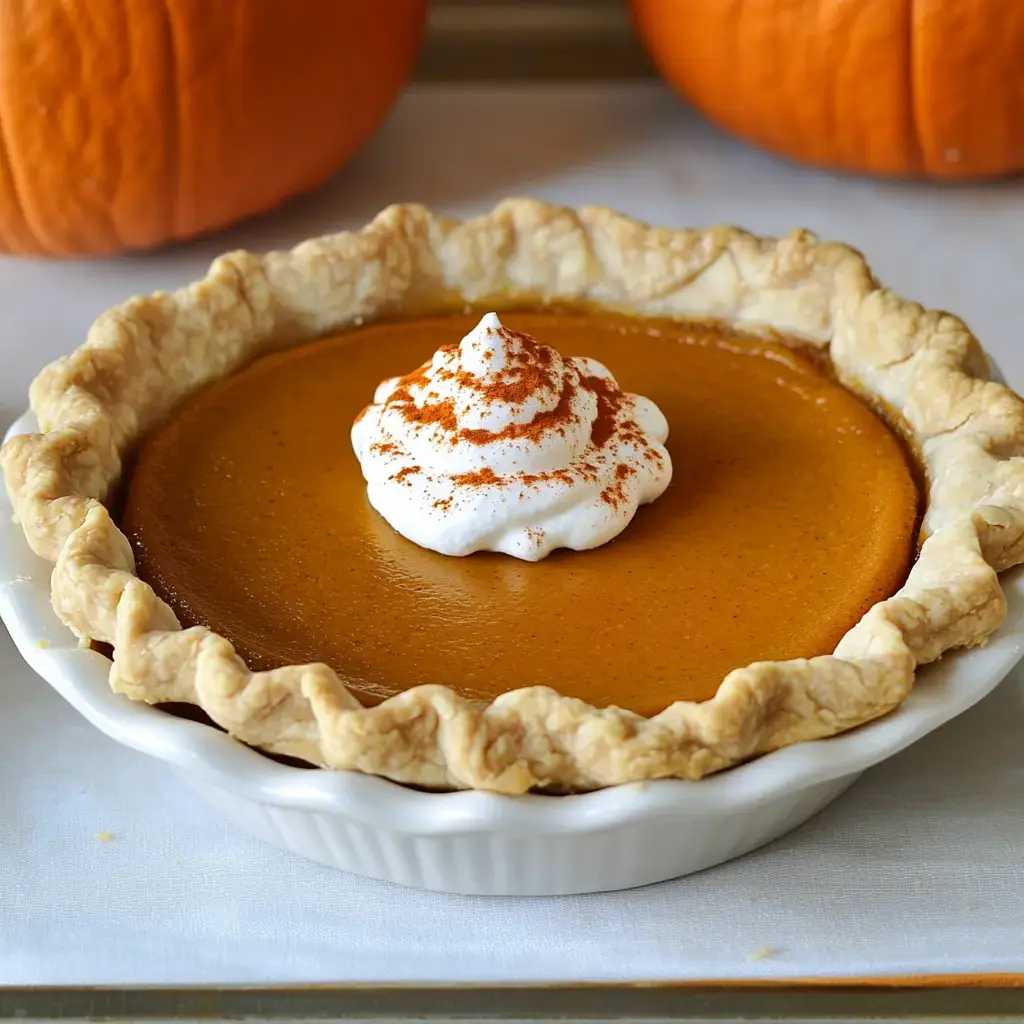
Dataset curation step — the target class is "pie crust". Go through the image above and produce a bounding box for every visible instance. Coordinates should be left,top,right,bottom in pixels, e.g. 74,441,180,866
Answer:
4,199,1023,794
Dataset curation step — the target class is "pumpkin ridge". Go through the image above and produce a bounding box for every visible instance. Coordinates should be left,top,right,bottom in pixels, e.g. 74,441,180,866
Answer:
161,0,181,242
0,2,53,253
905,0,925,176
0,109,34,253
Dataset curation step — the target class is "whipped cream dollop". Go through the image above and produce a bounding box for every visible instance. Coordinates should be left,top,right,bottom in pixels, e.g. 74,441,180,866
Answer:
351,313,672,560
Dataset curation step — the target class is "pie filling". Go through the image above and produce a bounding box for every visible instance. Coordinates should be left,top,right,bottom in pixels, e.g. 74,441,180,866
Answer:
122,311,921,717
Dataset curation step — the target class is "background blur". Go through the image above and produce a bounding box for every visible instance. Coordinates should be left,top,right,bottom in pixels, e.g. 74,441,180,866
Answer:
421,0,650,79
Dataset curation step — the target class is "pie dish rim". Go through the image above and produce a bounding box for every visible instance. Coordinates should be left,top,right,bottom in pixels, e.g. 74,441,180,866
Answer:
3,198,1024,794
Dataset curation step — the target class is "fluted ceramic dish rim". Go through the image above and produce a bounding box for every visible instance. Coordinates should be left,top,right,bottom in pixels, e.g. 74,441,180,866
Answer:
3,407,1024,840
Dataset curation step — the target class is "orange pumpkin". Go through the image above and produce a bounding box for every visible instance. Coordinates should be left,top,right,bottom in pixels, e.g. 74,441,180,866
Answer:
0,0,429,256
630,0,1024,180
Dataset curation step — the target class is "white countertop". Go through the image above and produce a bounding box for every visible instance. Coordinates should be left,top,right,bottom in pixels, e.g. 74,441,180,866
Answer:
3,83,1024,986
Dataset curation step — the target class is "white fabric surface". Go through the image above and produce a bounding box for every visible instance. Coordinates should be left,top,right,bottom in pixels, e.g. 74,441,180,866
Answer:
2,84,1024,986
3,636,1024,985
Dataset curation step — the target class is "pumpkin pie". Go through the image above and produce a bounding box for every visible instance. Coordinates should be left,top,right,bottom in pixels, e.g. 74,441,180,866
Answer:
4,200,1023,794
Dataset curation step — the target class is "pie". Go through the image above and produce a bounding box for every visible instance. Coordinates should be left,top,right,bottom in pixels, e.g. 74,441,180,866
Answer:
4,200,1023,794
122,312,918,714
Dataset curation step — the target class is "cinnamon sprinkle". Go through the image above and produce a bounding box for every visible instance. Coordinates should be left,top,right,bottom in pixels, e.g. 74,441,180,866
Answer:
390,465,421,484
453,326,558,407
451,466,502,486
582,374,623,448
601,483,626,509
460,377,576,445
397,397,458,432
521,467,575,487
395,361,432,389
600,464,639,509
386,325,615,448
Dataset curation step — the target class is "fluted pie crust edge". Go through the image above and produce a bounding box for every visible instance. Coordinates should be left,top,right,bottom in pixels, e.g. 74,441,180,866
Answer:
4,200,1024,793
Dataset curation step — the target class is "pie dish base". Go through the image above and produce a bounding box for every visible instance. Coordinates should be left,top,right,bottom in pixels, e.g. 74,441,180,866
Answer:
6,408,1023,895
180,770,862,895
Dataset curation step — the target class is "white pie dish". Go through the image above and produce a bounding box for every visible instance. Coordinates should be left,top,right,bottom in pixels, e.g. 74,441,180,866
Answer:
4,403,1024,896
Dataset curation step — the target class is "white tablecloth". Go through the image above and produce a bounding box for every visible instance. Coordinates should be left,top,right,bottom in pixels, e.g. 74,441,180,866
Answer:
2,84,1024,986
